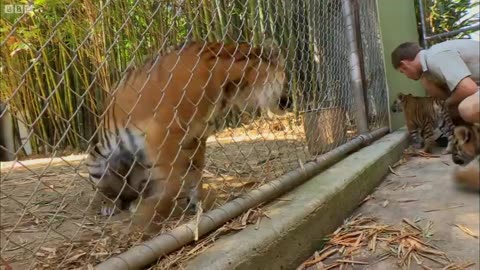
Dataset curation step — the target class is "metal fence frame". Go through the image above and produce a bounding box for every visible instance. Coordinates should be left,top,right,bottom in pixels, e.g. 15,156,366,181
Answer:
417,0,480,48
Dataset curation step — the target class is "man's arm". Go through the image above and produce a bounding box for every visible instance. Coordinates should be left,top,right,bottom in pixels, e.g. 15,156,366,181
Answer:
427,50,473,97
446,76,478,107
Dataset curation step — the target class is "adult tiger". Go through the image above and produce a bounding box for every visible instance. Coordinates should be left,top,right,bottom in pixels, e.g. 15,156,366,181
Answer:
451,124,480,192
391,92,455,154
85,40,291,231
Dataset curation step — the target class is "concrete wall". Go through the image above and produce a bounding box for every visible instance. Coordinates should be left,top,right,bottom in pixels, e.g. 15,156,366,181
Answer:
376,0,425,130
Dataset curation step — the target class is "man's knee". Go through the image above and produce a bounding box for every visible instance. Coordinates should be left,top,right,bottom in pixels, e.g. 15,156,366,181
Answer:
458,91,480,123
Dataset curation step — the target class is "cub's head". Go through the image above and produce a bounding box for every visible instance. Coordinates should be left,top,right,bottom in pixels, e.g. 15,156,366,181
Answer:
390,92,412,113
451,124,480,165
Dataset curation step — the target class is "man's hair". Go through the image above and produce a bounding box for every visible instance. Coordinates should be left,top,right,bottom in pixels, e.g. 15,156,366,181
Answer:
391,42,422,69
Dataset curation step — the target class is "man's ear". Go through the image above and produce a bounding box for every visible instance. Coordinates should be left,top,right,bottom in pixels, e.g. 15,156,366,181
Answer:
398,60,408,68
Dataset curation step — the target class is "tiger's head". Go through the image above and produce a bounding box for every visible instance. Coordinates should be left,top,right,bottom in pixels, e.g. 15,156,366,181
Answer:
390,92,412,113
451,123,480,165
86,136,152,215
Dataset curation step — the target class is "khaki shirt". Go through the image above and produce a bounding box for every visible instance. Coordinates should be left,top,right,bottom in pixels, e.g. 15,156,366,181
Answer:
419,39,480,91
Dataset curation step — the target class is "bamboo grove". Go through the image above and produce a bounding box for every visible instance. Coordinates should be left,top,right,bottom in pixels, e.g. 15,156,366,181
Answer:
1,0,355,157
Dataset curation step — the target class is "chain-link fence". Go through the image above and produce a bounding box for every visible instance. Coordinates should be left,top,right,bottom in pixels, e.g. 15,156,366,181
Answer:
0,0,389,269
357,0,389,131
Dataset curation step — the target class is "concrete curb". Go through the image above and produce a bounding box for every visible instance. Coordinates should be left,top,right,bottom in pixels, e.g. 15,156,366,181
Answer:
184,129,408,270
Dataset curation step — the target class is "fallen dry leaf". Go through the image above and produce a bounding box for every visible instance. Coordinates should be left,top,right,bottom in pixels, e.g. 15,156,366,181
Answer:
404,151,440,158
454,224,479,239
382,200,389,208
398,198,419,203
368,233,377,251
65,252,86,263
402,218,422,232
40,247,57,254
322,263,341,270
389,166,400,176
424,205,464,213
302,248,338,267
299,215,466,270
313,251,323,270
336,259,368,265
392,157,408,168
358,195,375,207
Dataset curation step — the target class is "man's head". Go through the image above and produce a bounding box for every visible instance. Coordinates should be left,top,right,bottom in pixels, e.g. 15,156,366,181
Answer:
391,42,423,80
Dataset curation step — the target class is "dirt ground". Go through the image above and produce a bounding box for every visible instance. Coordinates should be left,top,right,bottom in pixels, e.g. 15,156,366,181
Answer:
1,115,318,269
299,147,479,270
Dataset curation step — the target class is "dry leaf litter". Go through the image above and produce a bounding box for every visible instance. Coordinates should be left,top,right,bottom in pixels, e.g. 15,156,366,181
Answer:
298,214,475,270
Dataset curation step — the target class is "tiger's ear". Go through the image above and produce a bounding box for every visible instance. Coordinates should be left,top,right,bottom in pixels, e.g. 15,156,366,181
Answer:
454,126,471,143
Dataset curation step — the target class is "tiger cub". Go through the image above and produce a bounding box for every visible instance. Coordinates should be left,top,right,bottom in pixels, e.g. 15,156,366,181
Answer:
391,93,455,154
451,124,480,192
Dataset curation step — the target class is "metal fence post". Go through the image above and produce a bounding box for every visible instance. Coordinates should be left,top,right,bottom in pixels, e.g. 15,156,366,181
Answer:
0,102,14,161
341,0,369,134
417,0,428,48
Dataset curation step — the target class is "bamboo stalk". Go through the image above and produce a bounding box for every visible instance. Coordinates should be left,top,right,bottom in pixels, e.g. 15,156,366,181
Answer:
2,0,312,154
215,0,226,38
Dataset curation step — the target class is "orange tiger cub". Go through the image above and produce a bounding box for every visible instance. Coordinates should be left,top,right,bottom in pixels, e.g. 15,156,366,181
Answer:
451,124,480,192
391,93,455,154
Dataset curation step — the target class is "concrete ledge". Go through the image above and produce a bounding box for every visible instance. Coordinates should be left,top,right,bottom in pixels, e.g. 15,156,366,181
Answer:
184,129,408,270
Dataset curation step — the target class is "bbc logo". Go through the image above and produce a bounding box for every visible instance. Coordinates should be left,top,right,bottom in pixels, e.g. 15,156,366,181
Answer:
4,5,33,14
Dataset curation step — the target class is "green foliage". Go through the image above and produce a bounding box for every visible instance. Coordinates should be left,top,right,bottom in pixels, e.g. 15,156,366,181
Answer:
1,0,347,157
414,0,479,45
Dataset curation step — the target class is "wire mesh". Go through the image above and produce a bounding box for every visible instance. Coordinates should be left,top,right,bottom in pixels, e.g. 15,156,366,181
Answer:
357,0,390,130
0,0,389,269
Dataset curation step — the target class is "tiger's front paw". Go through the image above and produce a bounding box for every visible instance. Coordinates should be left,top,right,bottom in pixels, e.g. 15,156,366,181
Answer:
99,200,121,216
186,197,200,214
